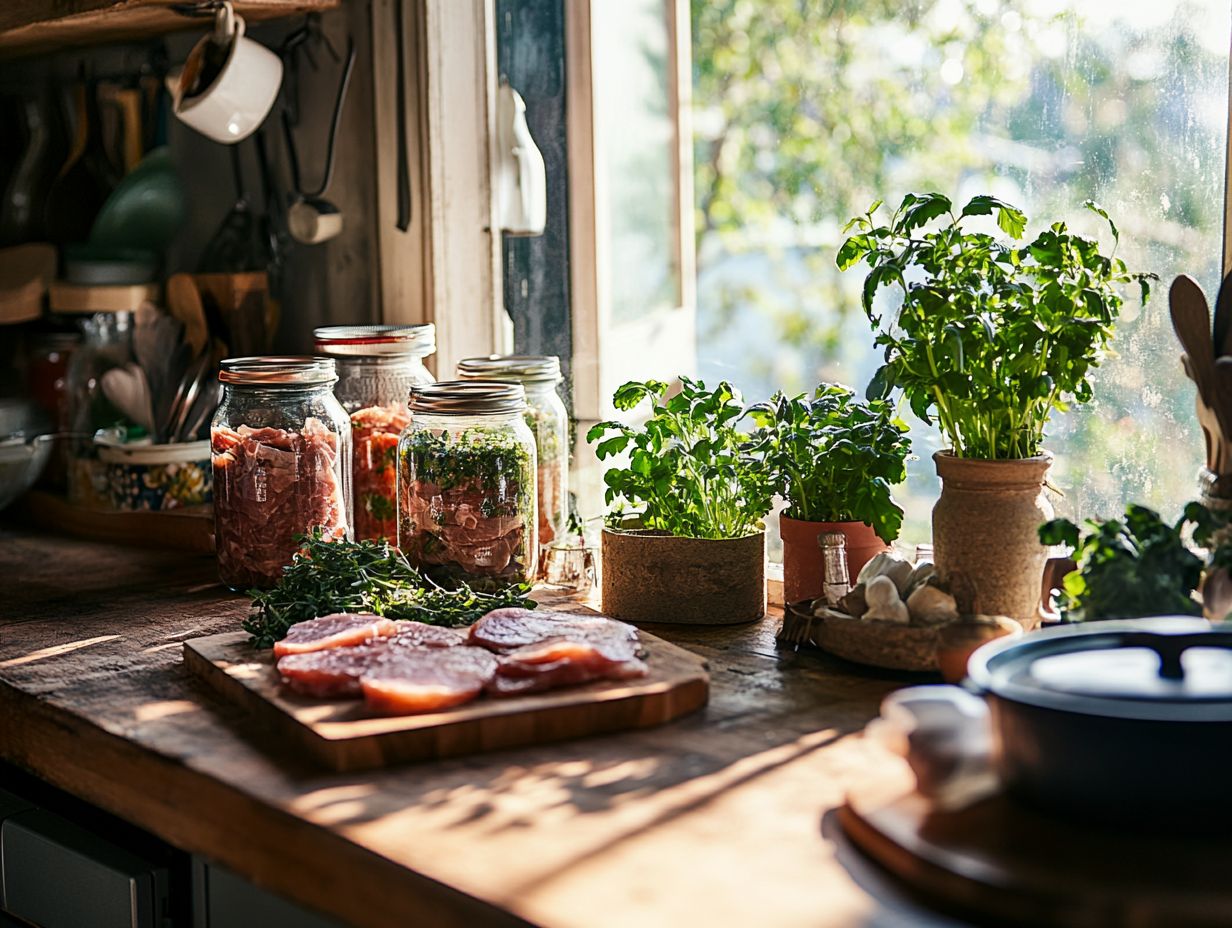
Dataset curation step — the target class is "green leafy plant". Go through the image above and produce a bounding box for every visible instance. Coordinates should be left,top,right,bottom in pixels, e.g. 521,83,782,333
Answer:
244,529,534,648
587,378,773,539
744,383,910,541
1038,503,1213,622
837,193,1155,459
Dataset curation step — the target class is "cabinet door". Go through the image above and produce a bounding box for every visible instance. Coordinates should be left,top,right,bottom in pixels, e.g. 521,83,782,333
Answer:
1,809,168,928
192,858,344,928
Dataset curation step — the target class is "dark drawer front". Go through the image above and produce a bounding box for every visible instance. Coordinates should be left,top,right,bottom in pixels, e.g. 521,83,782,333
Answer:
1,809,167,928
193,858,346,928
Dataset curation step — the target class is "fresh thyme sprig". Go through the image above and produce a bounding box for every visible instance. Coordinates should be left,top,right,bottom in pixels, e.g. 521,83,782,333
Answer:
243,529,535,648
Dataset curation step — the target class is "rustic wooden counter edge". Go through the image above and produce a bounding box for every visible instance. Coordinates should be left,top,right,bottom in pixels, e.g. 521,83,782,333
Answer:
0,528,933,928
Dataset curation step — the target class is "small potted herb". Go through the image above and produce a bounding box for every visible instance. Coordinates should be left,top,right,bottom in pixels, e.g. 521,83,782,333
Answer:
1038,504,1208,622
745,384,910,601
839,193,1154,623
588,378,774,624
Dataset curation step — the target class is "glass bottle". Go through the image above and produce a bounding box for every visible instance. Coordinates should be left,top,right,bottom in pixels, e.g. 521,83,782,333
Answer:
456,355,569,551
211,357,352,591
819,531,851,605
398,381,538,586
314,324,436,541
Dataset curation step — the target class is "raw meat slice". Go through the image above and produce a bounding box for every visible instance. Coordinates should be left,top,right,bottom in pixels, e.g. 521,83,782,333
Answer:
361,647,499,715
489,655,649,697
389,621,467,649
273,613,399,657
277,641,389,698
498,636,639,667
468,608,639,659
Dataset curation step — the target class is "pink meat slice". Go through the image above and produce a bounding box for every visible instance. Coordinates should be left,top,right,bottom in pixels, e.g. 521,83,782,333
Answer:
389,621,468,649
489,655,649,697
277,641,389,698
468,608,639,659
361,647,499,715
273,613,399,657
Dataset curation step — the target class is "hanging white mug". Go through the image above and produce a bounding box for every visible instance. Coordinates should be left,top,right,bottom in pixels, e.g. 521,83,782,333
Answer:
169,2,283,144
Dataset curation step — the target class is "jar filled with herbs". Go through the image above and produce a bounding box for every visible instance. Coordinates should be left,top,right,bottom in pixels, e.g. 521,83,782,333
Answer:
456,355,568,550
398,381,538,585
211,357,352,591
315,324,436,541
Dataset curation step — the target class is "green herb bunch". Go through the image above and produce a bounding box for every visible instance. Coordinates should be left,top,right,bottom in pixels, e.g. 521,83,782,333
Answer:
744,383,910,542
587,378,773,539
243,529,534,647
838,193,1155,460
1038,503,1213,622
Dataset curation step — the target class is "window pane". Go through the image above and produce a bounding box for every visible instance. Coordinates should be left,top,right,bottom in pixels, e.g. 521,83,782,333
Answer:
593,0,680,323
693,0,1229,546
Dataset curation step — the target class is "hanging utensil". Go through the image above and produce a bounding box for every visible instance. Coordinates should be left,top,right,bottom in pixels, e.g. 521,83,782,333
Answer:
281,33,356,244
198,144,266,272
394,0,411,231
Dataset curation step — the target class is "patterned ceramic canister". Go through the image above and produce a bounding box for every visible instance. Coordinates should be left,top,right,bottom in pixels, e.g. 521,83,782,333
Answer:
99,440,212,511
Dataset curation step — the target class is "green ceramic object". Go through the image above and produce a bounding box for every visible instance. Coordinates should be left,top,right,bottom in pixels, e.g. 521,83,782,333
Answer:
88,147,187,254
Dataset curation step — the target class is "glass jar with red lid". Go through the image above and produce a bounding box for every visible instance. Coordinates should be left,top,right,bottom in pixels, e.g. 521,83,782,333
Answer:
314,324,436,541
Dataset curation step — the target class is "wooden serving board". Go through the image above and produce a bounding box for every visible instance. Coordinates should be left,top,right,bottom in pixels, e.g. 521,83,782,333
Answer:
839,762,1232,928
184,630,709,772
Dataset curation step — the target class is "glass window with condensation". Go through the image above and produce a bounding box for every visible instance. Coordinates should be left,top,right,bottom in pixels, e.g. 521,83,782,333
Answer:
692,0,1229,551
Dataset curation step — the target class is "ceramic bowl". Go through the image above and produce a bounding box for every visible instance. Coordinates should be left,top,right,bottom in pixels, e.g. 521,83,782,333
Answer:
98,440,211,511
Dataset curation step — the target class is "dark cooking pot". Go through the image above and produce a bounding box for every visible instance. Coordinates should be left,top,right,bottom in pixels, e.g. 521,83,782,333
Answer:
966,616,1232,829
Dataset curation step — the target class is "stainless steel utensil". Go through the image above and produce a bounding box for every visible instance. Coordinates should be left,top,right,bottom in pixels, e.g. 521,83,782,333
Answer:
168,352,213,442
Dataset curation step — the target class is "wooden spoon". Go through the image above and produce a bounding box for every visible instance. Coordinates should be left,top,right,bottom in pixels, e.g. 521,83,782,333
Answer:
1215,271,1232,360
1171,275,1216,402
1183,353,1218,472
1213,358,1232,475
166,273,209,358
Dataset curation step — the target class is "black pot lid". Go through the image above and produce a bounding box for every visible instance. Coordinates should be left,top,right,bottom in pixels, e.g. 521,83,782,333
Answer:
966,617,1232,722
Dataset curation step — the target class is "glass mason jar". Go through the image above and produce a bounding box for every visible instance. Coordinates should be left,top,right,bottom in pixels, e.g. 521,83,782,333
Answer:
315,324,436,542
398,381,538,586
61,310,136,507
211,357,352,591
456,355,569,550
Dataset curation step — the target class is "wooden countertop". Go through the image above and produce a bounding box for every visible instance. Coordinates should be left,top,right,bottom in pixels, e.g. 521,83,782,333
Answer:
0,527,964,928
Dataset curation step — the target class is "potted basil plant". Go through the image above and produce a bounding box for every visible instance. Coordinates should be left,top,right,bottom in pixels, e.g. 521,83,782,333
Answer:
745,384,910,602
838,193,1154,623
588,377,774,624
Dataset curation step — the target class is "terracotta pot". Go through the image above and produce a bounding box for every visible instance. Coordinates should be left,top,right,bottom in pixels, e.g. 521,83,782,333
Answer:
601,527,765,625
932,451,1053,626
779,515,889,603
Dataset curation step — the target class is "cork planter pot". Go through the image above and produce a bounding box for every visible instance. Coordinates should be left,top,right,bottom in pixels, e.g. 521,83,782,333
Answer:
779,515,889,604
601,527,766,625
932,450,1053,628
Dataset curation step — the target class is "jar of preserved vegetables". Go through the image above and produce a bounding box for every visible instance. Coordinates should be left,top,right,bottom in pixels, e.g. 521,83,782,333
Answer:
398,381,538,585
314,324,436,541
211,357,352,591
456,355,568,550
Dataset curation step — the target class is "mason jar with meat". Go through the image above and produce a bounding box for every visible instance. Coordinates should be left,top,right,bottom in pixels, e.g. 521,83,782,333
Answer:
211,357,352,590
398,381,538,586
456,356,569,553
315,324,436,542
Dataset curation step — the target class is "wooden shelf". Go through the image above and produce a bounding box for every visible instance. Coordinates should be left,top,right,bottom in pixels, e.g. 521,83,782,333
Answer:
0,0,340,59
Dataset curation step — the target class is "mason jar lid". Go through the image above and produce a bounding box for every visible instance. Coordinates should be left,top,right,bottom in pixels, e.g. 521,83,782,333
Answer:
219,356,338,386
410,380,526,416
456,355,561,384
313,324,436,358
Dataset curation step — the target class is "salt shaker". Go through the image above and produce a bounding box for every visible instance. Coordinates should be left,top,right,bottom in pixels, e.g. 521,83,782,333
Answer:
819,531,852,605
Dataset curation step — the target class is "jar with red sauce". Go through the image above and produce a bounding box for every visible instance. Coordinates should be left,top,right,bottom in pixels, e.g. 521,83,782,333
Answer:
211,357,352,590
314,324,436,542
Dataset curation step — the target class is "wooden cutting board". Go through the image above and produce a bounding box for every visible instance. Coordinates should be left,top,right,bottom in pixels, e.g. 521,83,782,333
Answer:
839,761,1232,927
184,629,709,772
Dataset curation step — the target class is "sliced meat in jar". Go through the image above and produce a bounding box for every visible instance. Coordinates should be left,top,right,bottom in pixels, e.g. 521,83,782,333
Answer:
361,646,499,715
273,613,400,656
